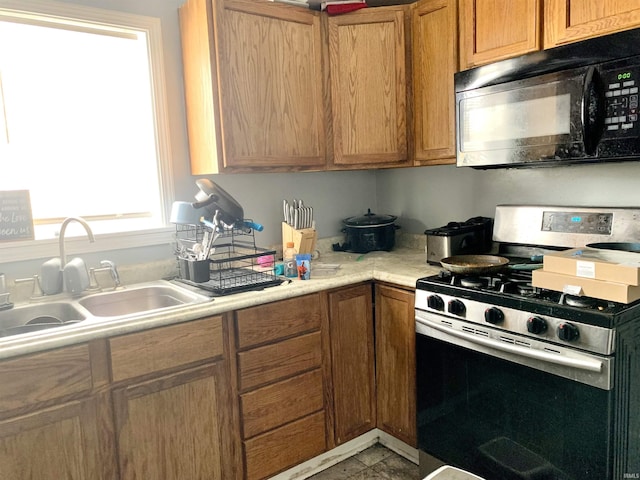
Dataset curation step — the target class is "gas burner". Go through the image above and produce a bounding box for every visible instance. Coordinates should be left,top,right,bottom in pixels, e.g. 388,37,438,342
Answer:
562,294,598,309
460,277,488,288
517,284,537,297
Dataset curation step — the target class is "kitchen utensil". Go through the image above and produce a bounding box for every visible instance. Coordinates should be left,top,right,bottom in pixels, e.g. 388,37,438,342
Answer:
170,201,208,225
193,179,244,228
334,209,399,253
283,199,314,229
440,254,509,275
586,242,640,252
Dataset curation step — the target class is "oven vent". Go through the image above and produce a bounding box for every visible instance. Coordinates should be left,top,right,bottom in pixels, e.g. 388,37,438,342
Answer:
462,326,489,337
440,320,453,328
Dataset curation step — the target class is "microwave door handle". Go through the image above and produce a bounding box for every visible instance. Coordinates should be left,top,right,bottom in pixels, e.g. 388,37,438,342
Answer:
581,66,605,155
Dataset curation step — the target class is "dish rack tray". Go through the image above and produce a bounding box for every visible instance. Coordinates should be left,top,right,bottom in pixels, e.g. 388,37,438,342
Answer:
174,222,280,295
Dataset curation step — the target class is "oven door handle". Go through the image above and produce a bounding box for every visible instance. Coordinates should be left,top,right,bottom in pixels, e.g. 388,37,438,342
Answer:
416,316,603,373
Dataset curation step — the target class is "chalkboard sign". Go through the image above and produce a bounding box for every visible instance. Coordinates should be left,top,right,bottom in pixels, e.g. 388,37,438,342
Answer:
0,190,34,242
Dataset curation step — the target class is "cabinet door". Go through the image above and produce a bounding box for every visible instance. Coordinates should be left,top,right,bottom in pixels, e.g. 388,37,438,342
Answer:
0,398,113,479
180,0,326,173
328,284,376,445
113,364,232,480
544,0,640,48
219,0,326,172
375,284,416,447
459,0,541,69
412,0,457,165
327,7,409,169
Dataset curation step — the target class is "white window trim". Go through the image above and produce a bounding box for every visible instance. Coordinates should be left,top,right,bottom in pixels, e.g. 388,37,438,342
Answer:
0,0,175,263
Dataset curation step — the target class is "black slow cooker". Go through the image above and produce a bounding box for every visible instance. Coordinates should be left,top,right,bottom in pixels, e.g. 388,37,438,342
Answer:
333,209,400,253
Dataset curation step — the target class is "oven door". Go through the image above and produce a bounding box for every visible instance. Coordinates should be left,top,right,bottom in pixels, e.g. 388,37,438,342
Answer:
416,310,614,480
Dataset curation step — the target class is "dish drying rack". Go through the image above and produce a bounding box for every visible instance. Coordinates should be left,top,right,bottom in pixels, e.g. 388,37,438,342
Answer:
174,219,280,296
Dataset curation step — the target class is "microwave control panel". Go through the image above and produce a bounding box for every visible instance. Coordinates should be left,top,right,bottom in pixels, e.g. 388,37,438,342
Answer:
603,66,640,137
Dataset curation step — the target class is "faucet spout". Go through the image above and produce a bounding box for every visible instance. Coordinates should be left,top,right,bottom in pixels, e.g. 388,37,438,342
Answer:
59,217,95,267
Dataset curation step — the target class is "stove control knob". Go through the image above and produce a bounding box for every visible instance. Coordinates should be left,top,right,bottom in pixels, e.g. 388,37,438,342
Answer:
448,299,466,316
557,322,580,342
484,307,504,325
427,295,445,311
526,316,548,335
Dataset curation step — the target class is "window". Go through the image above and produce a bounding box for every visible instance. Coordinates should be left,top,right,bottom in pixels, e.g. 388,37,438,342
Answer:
0,0,173,251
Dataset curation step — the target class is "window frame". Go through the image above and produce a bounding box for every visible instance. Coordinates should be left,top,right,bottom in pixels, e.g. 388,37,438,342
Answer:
0,0,175,263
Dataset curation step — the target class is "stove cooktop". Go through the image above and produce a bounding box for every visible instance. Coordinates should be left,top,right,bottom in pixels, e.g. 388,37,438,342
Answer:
416,270,640,329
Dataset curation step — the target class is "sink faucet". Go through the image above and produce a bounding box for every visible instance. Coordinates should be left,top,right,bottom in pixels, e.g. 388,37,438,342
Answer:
100,260,121,288
59,217,95,267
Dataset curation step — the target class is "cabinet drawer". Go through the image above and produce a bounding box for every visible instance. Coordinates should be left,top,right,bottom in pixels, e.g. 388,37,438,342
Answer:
244,411,326,480
237,331,321,391
240,368,324,439
235,294,322,349
0,344,92,411
110,316,223,382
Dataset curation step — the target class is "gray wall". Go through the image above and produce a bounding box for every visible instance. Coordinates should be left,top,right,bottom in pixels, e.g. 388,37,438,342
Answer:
376,161,640,234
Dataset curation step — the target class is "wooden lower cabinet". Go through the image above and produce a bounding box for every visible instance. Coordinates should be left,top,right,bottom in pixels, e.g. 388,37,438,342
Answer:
375,284,417,447
113,364,230,480
109,315,238,480
327,283,376,445
0,397,112,479
235,293,331,480
0,281,420,480
0,342,115,480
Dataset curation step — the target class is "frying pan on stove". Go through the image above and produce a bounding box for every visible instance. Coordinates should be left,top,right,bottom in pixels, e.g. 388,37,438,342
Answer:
440,255,510,275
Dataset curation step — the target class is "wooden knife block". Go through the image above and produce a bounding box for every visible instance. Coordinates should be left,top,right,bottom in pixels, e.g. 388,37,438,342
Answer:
282,222,317,256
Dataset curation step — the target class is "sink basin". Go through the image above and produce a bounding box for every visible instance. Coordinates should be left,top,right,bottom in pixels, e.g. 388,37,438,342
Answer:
0,302,87,337
78,283,209,318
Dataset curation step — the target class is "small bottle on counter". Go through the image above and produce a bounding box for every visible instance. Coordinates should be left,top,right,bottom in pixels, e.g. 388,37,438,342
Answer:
283,242,298,278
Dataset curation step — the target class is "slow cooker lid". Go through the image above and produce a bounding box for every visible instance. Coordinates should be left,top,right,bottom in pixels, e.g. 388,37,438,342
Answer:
344,209,397,227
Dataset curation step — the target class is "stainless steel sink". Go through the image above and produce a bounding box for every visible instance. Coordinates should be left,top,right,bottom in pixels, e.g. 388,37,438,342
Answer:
0,302,87,337
78,283,209,318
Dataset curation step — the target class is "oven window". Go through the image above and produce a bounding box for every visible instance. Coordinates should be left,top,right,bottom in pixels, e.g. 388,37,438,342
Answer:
416,334,612,480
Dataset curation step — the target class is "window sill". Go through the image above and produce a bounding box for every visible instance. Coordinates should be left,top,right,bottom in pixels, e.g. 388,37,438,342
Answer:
0,227,175,264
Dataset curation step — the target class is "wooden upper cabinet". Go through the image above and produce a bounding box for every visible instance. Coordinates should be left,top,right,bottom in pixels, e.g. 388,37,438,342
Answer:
411,0,457,165
180,0,327,173
327,6,410,169
544,0,640,48
459,0,542,69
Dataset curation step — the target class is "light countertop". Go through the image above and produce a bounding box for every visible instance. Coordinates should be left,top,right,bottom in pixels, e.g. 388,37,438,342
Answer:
0,244,441,360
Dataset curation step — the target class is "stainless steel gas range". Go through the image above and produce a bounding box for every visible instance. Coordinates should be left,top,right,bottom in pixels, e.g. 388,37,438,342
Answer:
415,205,640,480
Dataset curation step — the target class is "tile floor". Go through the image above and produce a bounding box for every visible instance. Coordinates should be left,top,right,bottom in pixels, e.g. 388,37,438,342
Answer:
308,443,421,480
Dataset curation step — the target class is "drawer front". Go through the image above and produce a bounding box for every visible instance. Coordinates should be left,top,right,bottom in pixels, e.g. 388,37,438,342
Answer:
0,344,92,411
240,368,324,439
235,294,322,349
244,411,326,480
110,316,223,382
237,331,321,391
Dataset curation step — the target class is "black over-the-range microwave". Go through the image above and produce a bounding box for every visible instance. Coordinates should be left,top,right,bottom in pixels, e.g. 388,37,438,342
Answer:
455,27,640,168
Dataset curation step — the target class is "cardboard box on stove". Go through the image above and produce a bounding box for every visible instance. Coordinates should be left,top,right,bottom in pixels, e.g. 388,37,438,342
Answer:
532,269,640,303
542,247,640,286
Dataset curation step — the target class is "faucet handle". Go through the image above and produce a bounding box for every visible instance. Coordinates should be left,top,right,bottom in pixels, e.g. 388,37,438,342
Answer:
99,260,121,288
15,275,44,299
